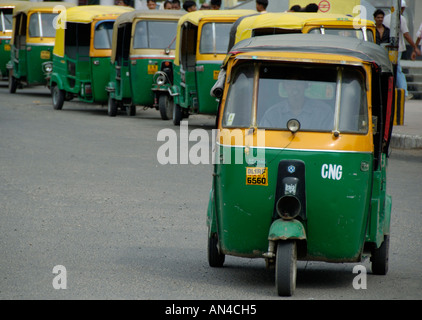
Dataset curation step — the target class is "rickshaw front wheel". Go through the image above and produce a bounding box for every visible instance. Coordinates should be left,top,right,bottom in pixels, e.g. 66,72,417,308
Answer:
108,95,117,117
51,85,65,110
208,232,225,268
159,94,173,120
9,75,17,94
371,235,389,275
275,240,297,296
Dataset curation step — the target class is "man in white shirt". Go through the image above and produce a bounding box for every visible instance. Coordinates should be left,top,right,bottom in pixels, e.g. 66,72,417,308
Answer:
383,0,421,99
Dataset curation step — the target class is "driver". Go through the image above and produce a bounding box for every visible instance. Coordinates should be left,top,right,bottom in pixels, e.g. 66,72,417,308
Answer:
259,77,334,130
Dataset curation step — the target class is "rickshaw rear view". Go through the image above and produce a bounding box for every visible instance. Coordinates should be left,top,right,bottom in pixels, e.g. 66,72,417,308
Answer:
207,34,394,296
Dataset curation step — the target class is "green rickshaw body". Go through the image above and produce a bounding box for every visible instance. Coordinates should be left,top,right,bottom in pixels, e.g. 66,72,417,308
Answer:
212,147,373,261
207,34,395,294
108,10,184,117
171,10,256,123
50,5,133,109
0,2,20,79
8,2,74,91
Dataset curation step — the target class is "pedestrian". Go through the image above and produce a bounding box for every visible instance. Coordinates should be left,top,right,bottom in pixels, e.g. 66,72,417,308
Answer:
163,0,173,9
172,0,181,10
200,2,211,10
303,3,318,12
210,0,221,10
183,0,197,12
288,5,301,12
373,9,390,45
147,0,157,10
256,0,268,14
412,22,422,60
383,0,421,100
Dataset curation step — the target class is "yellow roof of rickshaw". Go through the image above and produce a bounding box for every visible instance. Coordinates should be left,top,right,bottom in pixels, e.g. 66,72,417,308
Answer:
227,33,392,73
62,5,134,24
114,9,185,27
12,1,75,16
178,9,256,26
235,12,374,33
0,1,25,9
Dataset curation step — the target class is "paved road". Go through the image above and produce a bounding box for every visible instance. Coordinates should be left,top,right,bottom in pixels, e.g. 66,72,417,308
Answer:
1,85,421,300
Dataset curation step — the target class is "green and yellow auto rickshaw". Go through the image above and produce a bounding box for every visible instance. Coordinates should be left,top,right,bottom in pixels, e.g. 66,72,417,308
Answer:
207,34,394,296
107,10,184,118
8,1,74,93
49,5,133,110
0,1,22,80
228,11,376,50
170,9,255,125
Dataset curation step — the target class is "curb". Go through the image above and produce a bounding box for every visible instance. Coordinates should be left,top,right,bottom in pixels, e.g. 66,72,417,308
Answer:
391,133,422,149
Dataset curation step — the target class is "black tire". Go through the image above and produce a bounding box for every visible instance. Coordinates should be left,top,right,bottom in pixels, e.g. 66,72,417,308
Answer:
371,235,389,275
126,104,136,116
173,103,183,126
159,94,173,120
9,75,17,94
275,240,297,297
208,232,225,268
108,95,117,117
51,85,65,110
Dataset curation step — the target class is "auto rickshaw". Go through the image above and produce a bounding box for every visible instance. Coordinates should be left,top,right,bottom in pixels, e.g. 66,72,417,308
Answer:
106,10,184,118
49,5,134,110
0,1,22,80
207,34,393,296
228,12,376,50
169,9,255,125
8,1,75,93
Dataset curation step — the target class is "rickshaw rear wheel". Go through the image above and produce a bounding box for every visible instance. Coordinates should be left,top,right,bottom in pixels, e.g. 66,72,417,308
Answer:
208,232,225,267
371,235,389,275
159,94,173,120
275,240,297,296
108,95,117,117
126,104,136,116
51,85,65,110
173,104,183,126
9,75,17,94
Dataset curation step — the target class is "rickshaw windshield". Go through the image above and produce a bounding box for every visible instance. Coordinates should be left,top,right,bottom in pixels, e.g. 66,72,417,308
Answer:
222,62,368,133
199,22,233,54
133,20,179,49
309,27,374,42
1,10,13,31
28,13,57,38
94,21,114,49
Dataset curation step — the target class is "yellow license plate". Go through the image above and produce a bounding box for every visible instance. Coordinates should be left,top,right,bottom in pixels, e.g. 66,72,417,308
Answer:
148,64,158,74
4,44,10,51
213,70,220,80
246,167,268,186
40,50,50,59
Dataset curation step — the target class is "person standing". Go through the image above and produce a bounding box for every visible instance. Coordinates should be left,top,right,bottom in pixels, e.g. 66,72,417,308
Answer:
183,0,197,12
373,9,390,45
210,0,221,10
147,0,157,10
256,0,268,13
383,0,421,100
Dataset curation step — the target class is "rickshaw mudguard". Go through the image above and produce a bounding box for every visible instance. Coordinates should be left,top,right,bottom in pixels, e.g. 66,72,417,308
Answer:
50,72,64,90
207,187,218,235
268,219,306,241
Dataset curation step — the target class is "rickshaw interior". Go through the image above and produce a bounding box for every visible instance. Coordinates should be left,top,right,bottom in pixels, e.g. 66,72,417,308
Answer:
1,9,13,32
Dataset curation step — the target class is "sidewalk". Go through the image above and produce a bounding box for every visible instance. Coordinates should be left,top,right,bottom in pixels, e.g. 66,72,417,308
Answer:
391,99,422,149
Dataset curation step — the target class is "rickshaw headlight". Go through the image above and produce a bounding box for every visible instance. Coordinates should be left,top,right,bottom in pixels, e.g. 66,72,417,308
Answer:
276,195,301,220
287,119,300,134
43,62,53,73
156,74,167,85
